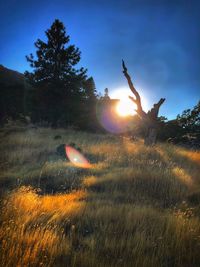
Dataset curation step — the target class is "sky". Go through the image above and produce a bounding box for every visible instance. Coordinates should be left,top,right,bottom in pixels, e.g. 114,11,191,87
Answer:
0,0,199,119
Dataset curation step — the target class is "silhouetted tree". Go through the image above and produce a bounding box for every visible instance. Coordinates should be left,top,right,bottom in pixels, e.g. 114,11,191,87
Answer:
98,88,110,102
80,77,100,130
177,101,200,133
155,102,200,142
25,19,88,127
157,119,184,141
104,88,110,99
122,60,165,145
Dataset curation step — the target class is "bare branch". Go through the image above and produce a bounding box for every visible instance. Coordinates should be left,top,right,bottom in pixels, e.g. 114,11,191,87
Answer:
122,60,141,104
148,98,165,119
122,60,146,118
128,96,137,104
121,61,166,145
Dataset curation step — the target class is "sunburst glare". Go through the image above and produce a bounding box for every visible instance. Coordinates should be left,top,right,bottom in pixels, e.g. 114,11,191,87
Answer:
110,87,148,117
116,98,136,117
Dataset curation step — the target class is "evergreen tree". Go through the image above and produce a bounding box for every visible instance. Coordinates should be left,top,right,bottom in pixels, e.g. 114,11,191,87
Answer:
177,101,200,133
81,77,99,130
25,19,87,127
83,77,97,102
102,88,110,100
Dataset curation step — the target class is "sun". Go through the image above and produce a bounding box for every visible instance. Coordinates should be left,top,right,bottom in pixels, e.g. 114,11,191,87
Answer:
110,87,148,117
110,88,136,117
116,98,136,117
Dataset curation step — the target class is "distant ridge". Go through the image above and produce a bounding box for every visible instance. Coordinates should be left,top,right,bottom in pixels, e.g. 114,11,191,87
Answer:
0,65,24,86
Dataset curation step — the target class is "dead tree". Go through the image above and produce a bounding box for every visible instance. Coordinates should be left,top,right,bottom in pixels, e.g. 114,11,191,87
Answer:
122,60,165,145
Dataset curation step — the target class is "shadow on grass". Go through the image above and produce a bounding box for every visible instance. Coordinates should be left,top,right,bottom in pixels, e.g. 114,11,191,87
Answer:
84,169,188,208
157,146,200,207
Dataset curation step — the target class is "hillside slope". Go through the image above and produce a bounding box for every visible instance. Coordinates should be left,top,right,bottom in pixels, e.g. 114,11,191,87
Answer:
0,127,200,267
0,65,24,86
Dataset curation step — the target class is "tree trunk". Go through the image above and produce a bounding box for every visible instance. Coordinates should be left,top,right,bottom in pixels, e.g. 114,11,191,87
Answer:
144,126,157,146
122,60,165,146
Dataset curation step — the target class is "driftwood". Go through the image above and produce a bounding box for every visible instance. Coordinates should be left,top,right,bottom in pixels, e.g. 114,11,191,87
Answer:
122,60,165,145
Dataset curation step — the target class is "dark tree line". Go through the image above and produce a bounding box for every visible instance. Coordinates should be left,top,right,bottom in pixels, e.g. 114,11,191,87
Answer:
177,102,200,133
123,102,200,146
0,19,199,145
0,19,99,130
157,101,200,142
24,19,98,129
122,60,200,145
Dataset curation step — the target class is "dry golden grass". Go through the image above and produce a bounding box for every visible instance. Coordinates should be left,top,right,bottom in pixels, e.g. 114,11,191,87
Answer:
0,126,200,267
0,186,87,267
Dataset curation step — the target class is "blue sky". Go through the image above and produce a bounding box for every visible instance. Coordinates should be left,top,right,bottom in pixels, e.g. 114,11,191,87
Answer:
0,0,199,119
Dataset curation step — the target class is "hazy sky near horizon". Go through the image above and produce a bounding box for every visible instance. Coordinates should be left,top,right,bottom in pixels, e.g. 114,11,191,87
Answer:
0,0,199,119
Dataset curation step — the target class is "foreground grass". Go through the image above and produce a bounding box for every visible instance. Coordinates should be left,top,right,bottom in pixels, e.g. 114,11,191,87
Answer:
0,127,200,267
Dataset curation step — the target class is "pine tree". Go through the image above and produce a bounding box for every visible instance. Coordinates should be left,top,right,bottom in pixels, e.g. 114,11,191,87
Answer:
100,88,110,101
80,77,99,130
177,101,200,132
83,77,97,101
25,19,87,127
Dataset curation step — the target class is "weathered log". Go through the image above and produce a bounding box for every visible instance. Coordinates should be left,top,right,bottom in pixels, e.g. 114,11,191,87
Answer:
122,60,165,145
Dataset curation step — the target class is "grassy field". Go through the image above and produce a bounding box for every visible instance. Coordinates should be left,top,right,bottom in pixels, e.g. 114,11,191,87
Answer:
0,126,200,267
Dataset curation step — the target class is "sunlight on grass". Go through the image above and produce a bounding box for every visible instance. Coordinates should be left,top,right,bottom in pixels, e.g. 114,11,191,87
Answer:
178,149,200,165
82,176,98,187
0,127,200,266
0,186,86,267
172,167,193,187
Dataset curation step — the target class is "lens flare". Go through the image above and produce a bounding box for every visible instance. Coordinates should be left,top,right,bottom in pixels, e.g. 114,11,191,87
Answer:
96,100,132,133
65,145,91,168
116,99,136,117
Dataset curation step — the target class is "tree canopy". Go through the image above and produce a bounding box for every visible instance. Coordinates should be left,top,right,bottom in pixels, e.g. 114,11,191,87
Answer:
25,19,97,128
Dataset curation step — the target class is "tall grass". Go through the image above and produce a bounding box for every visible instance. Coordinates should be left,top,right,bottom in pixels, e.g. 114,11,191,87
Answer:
0,126,200,266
